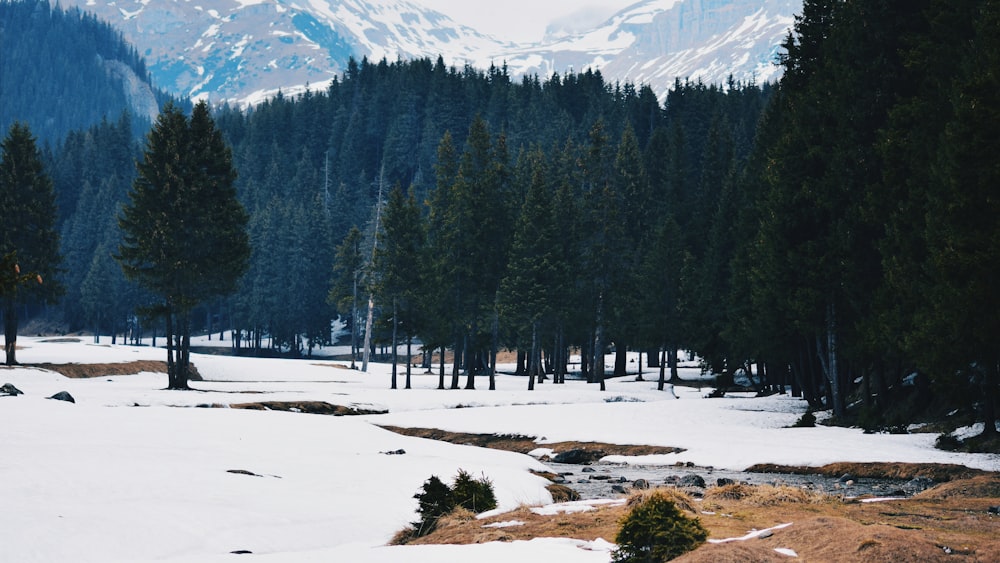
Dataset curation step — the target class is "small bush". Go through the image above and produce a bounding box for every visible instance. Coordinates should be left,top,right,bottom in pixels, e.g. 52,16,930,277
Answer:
612,490,708,563
452,469,497,513
408,470,497,540
790,411,816,428
412,475,455,537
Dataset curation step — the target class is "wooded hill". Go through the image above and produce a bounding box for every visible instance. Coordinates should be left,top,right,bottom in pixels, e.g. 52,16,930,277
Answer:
8,0,999,442
0,0,177,145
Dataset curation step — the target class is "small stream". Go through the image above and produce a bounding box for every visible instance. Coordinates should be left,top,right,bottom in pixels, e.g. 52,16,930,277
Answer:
543,460,929,500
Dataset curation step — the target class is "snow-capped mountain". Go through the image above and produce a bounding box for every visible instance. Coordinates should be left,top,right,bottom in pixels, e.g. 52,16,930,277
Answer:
498,0,800,88
58,0,800,104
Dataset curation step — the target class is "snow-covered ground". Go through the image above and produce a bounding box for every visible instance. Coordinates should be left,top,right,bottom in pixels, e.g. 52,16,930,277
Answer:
1,336,996,562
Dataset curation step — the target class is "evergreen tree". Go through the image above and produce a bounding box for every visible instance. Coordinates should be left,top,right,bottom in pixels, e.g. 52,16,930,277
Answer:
117,102,249,389
500,148,558,390
918,0,1000,437
0,122,62,365
372,185,426,389
330,226,365,368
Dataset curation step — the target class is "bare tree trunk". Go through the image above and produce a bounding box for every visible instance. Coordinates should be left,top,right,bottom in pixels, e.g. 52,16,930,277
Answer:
438,345,446,390
528,322,538,391
593,295,606,391
390,299,398,390
3,298,18,365
405,333,412,390
658,346,666,391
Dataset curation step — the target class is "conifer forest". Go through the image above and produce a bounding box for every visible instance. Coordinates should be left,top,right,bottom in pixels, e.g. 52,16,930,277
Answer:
2,0,998,437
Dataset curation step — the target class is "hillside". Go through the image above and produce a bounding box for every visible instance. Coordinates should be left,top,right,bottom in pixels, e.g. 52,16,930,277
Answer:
0,0,169,144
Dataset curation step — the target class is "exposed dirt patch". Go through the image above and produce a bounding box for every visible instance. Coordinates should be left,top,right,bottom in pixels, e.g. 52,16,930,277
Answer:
226,401,387,416
23,360,203,381
745,461,987,482
379,426,684,458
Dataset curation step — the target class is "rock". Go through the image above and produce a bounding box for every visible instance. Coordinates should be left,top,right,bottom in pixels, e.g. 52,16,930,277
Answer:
581,466,596,473
679,474,706,488
986,506,999,515
633,478,650,490
590,474,611,481
905,477,935,492
381,449,406,455
0,383,24,396
716,478,736,487
552,449,593,464
612,484,628,494
47,391,75,403
838,473,855,485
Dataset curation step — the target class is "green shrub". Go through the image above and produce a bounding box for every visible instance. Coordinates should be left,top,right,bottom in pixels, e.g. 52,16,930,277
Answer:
412,475,455,537
410,470,497,538
790,411,817,428
451,469,497,513
612,490,708,562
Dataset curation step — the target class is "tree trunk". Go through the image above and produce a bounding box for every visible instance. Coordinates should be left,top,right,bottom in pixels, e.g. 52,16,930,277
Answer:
405,333,412,390
668,347,680,382
614,345,628,378
658,346,666,391
438,345,446,390
390,299,398,390
450,333,462,389
3,297,18,365
165,306,176,388
489,296,498,390
646,347,660,368
816,301,845,418
528,322,538,391
594,296,606,391
980,362,999,438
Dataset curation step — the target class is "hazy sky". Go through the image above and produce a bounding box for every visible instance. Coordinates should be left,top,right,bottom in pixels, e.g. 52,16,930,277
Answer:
416,1,636,43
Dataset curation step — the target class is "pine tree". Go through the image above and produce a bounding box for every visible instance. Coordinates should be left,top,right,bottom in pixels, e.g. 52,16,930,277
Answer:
117,101,249,389
372,185,426,389
500,148,558,390
330,226,365,368
0,122,62,365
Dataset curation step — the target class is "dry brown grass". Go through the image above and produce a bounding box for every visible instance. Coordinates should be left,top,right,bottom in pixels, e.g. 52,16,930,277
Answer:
704,483,828,507
403,476,1000,561
24,360,202,380
380,426,684,457
746,461,986,482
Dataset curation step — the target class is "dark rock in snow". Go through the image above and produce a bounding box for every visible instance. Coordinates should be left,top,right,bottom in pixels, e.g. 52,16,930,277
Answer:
581,467,596,473
612,484,628,494
632,478,650,490
1,383,24,396
47,391,75,403
716,477,736,487
381,449,406,455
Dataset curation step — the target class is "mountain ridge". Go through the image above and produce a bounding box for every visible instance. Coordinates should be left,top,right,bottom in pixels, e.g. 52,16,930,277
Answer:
50,0,802,104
